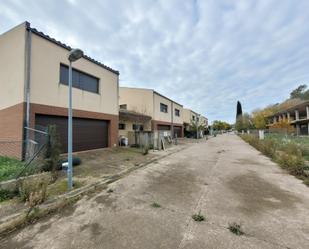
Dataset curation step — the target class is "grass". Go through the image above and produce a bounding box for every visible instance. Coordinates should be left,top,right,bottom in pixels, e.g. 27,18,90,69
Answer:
192,211,205,222
0,156,24,181
228,222,244,236
47,179,84,197
240,134,309,186
151,202,161,208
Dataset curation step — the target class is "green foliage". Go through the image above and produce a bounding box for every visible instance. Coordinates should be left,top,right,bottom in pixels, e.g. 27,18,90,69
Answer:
0,189,18,202
43,125,61,182
290,84,309,100
151,202,161,208
18,176,49,203
228,222,244,235
212,120,232,131
192,211,205,222
0,156,23,181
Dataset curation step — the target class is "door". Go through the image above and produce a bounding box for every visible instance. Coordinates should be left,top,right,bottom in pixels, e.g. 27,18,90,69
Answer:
35,114,109,153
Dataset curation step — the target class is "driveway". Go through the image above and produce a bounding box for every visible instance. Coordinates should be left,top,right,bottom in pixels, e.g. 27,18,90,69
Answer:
1,134,309,249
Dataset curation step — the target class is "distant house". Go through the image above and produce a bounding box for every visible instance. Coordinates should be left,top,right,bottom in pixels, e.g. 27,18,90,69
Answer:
119,87,184,143
0,22,119,159
268,100,309,135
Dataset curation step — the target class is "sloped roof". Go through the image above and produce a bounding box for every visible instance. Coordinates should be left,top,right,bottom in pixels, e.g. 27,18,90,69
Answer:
25,22,119,75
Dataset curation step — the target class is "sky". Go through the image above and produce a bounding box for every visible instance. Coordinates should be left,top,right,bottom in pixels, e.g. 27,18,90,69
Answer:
1,0,309,124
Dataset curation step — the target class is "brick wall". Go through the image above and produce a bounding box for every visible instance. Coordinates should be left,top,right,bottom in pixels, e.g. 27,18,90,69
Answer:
0,103,25,159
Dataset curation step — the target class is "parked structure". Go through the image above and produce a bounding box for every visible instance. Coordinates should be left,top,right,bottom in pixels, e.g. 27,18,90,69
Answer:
0,22,119,158
119,87,184,143
268,100,309,135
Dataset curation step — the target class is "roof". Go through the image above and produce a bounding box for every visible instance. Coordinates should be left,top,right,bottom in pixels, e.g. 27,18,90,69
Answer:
120,86,183,107
119,109,152,121
25,22,119,75
271,100,309,117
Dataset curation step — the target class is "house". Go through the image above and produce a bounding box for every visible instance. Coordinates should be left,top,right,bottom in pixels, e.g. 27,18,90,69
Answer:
268,100,309,135
183,109,208,137
119,87,184,143
0,22,119,159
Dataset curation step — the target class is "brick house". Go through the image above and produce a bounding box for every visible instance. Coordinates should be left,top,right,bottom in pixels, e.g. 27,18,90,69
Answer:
0,22,119,159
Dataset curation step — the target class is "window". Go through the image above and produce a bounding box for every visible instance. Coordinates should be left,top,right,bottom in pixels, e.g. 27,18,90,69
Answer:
192,116,195,121
175,108,180,117
119,123,126,130
133,124,144,131
119,104,127,110
160,103,168,113
60,64,99,93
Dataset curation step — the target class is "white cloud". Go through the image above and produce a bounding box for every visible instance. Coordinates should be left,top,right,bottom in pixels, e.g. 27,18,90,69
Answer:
1,0,309,123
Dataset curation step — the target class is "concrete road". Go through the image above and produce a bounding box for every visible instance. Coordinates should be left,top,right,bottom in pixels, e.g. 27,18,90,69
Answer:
2,134,309,249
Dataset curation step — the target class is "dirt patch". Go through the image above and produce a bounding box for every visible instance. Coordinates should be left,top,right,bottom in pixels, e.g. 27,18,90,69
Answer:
227,172,301,216
80,222,103,236
235,158,264,165
94,194,117,210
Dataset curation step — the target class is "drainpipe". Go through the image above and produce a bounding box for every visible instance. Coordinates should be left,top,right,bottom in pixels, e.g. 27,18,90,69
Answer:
171,100,174,138
22,24,32,160
25,27,32,129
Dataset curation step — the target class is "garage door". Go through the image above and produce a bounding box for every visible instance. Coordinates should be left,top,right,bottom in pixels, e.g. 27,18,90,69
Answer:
157,125,171,131
173,126,182,138
35,114,108,153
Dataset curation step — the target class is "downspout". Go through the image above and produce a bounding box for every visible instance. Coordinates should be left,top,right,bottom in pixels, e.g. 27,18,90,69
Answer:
23,23,32,159
25,26,32,129
171,100,174,138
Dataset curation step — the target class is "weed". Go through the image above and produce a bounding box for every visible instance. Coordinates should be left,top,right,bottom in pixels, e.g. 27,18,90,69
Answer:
192,211,205,222
151,202,161,208
228,222,244,236
0,189,17,202
107,189,114,193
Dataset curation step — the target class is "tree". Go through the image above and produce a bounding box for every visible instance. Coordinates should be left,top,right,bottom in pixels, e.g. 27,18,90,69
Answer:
236,101,242,119
290,84,307,99
212,120,232,131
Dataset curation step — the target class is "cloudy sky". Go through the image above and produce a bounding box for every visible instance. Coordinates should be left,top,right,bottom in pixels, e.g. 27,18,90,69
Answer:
1,0,309,123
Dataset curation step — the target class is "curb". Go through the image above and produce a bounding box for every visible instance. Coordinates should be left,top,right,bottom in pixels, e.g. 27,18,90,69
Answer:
0,146,187,236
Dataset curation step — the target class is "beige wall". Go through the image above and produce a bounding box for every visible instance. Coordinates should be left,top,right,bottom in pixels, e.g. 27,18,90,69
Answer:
30,33,118,115
118,120,151,145
153,93,172,123
183,108,191,124
0,23,26,110
119,87,153,116
172,102,183,125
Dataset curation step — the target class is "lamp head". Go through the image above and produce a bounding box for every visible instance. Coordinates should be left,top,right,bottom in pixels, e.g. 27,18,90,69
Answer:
68,48,84,62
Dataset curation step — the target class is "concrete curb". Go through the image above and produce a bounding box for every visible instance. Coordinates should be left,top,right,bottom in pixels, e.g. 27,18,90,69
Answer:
0,146,187,236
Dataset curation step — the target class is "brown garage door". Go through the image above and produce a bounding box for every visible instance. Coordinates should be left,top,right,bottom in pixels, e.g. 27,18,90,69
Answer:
35,114,108,153
173,126,182,138
157,124,171,131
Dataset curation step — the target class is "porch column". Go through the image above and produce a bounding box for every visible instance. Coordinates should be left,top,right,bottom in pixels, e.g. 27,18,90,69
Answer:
287,112,290,122
296,124,300,136
273,116,277,123
295,110,299,120
306,106,309,119
278,115,282,122
308,122,309,135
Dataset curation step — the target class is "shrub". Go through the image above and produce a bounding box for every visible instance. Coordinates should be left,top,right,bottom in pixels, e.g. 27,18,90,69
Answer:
228,222,244,235
18,176,49,203
151,202,161,208
43,125,61,182
276,153,305,176
0,156,23,181
192,211,205,222
0,189,17,202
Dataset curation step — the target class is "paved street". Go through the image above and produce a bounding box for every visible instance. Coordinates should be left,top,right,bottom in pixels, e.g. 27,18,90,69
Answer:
2,134,309,249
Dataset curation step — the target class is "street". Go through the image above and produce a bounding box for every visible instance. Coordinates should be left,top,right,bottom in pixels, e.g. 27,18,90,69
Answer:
2,134,309,249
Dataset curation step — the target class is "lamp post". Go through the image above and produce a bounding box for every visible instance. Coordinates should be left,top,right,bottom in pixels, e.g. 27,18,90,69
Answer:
67,48,83,190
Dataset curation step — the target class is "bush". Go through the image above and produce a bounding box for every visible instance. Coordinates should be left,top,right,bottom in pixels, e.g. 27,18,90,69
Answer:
0,189,18,202
276,153,305,176
43,125,61,182
18,176,49,203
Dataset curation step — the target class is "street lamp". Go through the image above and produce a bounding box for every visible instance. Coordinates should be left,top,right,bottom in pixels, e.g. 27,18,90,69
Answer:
67,48,83,190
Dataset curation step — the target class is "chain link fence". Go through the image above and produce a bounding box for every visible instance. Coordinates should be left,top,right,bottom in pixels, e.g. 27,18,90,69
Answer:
0,126,49,182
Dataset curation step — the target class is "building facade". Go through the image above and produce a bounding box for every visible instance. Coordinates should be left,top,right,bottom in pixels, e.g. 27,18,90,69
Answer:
0,22,119,158
119,87,184,140
269,101,309,135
